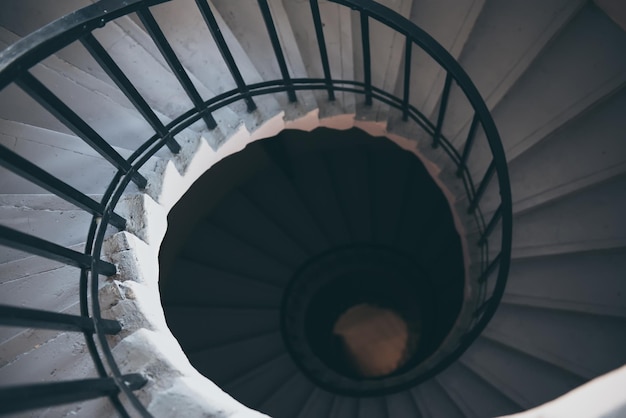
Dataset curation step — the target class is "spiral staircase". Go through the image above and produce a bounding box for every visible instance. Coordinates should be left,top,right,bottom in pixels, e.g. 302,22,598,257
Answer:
1,0,626,417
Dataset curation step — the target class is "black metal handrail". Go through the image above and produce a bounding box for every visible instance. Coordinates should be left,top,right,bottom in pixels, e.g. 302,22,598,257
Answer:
0,0,512,415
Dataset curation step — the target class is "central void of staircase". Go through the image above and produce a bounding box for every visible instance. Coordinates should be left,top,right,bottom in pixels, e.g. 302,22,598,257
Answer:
159,128,467,409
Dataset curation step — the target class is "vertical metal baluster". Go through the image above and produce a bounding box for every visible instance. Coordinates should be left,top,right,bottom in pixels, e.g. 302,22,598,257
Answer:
309,0,335,101
457,113,480,177
15,72,147,188
432,72,452,148
478,252,502,284
468,160,496,214
136,8,218,129
257,0,296,102
361,11,372,106
80,33,181,153
195,0,257,112
402,36,412,121
478,204,503,246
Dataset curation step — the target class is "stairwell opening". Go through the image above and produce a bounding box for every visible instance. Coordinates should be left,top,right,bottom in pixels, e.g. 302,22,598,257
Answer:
158,127,467,402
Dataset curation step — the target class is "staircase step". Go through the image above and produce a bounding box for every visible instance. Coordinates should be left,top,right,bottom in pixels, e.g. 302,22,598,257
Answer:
467,3,626,180
485,304,626,378
501,248,626,319
164,306,279,353
479,86,626,215
0,300,79,369
163,258,283,309
209,189,310,266
241,164,331,254
289,152,353,246
506,174,626,259
460,337,584,409
358,396,388,418
329,396,358,418
186,330,284,384
325,149,373,243
385,391,421,417
0,196,96,264
0,327,97,388
0,119,138,196
297,388,335,418
181,220,295,287
0,32,158,153
226,354,299,412
410,380,465,418
436,362,522,417
439,0,585,146
260,371,316,418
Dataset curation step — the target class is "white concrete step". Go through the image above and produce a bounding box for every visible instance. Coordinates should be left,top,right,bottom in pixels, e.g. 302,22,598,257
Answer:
282,0,356,118
225,354,298,411
467,3,626,181
385,391,420,417
478,86,626,216
329,396,358,418
359,397,388,418
352,0,413,123
386,0,485,138
435,362,522,417
0,119,142,196
297,389,334,418
208,189,311,267
210,0,318,118
0,195,98,264
410,380,465,418
259,370,316,418
485,304,626,379
0,32,164,154
163,307,279,353
438,0,585,146
181,220,295,287
186,330,284,386
460,337,583,410
502,249,626,319
507,174,626,259
164,258,283,309
240,163,331,255
289,151,353,247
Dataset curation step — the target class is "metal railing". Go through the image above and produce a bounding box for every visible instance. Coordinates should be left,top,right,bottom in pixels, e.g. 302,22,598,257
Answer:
0,0,512,415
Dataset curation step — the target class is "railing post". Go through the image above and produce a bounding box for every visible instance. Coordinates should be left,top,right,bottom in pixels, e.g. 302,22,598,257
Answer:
309,0,335,101
457,113,480,177
402,37,412,121
257,0,296,103
432,72,452,149
468,160,496,214
195,0,257,112
360,12,372,106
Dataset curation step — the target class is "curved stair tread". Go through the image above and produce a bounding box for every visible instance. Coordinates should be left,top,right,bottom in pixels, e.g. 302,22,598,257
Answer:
259,369,317,418
486,304,626,379
460,337,584,409
162,258,283,308
186,330,284,384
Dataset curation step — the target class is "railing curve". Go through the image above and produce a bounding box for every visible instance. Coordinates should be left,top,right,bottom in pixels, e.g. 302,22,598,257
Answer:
0,0,512,415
